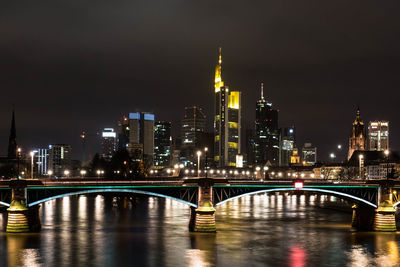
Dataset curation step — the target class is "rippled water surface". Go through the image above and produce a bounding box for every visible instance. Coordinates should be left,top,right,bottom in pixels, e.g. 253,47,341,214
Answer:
0,193,399,267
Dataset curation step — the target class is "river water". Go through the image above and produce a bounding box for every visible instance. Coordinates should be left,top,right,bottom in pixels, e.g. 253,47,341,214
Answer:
0,193,399,267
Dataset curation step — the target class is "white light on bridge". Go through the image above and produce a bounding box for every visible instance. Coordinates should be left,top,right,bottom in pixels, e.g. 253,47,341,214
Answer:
294,181,304,189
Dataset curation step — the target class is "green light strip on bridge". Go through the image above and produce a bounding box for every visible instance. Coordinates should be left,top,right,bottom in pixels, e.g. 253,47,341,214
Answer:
27,185,198,190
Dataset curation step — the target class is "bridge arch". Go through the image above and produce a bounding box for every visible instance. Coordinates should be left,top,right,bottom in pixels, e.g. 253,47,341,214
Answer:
0,201,10,207
215,188,377,208
27,189,197,208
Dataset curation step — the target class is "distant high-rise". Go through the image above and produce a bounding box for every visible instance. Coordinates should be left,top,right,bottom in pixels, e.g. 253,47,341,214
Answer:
117,112,154,164
101,128,116,158
48,144,72,177
368,121,389,151
117,116,130,151
34,148,49,175
254,83,279,166
302,143,317,165
279,127,295,166
213,48,242,167
181,106,206,147
7,110,17,160
154,121,171,167
348,108,366,160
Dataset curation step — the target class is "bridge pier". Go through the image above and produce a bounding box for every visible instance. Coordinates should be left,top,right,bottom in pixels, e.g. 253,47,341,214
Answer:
373,182,396,232
6,180,41,233
352,181,397,232
189,178,216,233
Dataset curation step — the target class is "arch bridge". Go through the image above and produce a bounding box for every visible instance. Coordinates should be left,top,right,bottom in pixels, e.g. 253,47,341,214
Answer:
0,178,398,233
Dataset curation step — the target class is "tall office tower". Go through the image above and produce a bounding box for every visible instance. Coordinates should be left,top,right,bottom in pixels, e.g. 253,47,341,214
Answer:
302,143,317,165
7,110,17,159
154,121,171,167
34,148,49,175
254,83,279,166
181,106,206,147
347,108,366,160
48,144,72,177
279,127,295,166
117,112,155,164
117,116,130,151
368,121,389,151
214,48,242,167
101,128,116,158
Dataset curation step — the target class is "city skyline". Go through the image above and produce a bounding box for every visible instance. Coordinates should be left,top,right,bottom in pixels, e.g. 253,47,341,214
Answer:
1,1,400,160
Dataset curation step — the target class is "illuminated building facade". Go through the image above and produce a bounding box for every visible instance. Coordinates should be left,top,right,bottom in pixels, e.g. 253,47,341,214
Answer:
213,48,242,167
117,112,155,164
290,148,301,165
348,108,366,160
181,106,206,147
34,148,49,175
154,121,171,167
253,83,279,166
101,128,116,158
368,121,389,151
279,127,295,166
48,144,72,177
302,143,317,165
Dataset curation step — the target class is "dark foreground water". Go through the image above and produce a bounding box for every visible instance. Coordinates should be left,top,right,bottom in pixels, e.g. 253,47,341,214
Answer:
0,193,399,267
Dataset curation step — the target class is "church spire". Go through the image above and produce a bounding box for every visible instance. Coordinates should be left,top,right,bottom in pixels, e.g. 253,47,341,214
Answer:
7,109,17,159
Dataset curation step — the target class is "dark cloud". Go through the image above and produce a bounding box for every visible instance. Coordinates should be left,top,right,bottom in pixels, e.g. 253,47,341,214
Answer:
0,0,399,160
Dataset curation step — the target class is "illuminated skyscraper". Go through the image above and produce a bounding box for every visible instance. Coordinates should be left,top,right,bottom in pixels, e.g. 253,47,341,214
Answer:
101,128,116,158
154,121,171,167
348,108,366,160
34,148,49,175
302,143,317,165
213,48,242,167
254,83,279,166
181,106,206,147
368,121,389,151
48,144,72,177
117,112,154,164
279,127,295,166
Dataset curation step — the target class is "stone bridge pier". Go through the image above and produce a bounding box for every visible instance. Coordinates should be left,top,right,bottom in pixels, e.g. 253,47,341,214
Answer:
188,178,224,233
6,179,41,233
352,180,397,232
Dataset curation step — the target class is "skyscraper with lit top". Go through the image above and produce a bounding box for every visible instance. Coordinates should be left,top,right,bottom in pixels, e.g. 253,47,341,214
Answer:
213,48,242,167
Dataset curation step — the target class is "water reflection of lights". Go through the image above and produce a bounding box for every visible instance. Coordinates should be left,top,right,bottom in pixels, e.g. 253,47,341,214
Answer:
348,246,372,266
94,195,103,223
300,195,305,205
387,241,399,264
0,213,4,231
62,196,70,220
78,195,87,221
44,199,55,223
20,249,43,267
289,246,306,267
185,249,210,267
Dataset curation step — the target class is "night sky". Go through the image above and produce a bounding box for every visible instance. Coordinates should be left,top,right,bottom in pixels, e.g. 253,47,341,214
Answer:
1,0,400,161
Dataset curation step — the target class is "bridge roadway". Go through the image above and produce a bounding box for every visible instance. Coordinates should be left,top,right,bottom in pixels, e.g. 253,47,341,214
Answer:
0,177,394,187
